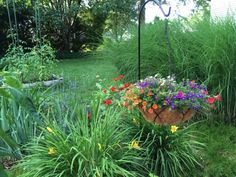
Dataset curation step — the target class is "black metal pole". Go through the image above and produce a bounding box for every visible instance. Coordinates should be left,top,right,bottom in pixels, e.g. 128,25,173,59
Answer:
138,0,171,80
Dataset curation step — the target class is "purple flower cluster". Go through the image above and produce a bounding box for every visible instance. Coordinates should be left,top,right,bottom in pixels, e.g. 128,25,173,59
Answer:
165,91,207,111
134,75,210,112
184,80,207,91
138,81,149,89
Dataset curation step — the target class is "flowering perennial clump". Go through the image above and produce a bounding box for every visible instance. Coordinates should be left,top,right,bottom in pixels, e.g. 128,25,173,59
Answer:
98,75,131,106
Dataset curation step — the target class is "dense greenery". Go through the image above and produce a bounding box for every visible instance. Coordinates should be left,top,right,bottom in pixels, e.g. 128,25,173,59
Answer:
1,0,235,176
17,103,146,177
0,0,137,55
101,18,236,123
2,43,57,82
1,58,235,177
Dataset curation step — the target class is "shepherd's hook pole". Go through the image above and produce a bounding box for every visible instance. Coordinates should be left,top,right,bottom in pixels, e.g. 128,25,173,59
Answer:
138,0,171,80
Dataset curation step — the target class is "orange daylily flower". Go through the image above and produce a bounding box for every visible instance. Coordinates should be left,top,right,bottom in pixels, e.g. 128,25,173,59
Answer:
142,101,147,106
152,104,158,109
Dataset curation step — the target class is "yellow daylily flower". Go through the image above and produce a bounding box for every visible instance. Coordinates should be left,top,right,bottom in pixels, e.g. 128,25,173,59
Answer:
98,143,102,151
48,147,56,155
129,140,140,149
132,118,140,125
170,125,178,133
46,127,54,133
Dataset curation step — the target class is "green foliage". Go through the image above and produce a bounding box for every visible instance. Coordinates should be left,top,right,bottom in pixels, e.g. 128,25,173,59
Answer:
17,102,146,177
0,71,42,158
53,56,119,103
101,18,236,123
100,20,169,83
124,112,204,177
0,164,8,177
2,43,57,82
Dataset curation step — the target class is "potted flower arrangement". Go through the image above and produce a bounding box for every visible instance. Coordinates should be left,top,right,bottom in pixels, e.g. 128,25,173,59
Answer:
97,74,220,125
123,74,220,125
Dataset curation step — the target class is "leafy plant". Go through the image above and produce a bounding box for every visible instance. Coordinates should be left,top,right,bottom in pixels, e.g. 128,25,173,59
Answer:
17,102,146,177
2,42,57,82
0,71,42,158
123,112,205,177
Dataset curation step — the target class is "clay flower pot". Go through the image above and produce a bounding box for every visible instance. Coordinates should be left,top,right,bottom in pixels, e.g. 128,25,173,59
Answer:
139,107,194,125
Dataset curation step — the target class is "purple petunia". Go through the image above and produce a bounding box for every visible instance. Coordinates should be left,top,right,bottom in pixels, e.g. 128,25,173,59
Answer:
138,81,149,89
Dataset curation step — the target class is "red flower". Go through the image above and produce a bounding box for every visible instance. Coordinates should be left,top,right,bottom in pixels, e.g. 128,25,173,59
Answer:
118,87,124,91
148,92,153,96
110,86,116,92
123,101,129,107
148,108,154,113
140,89,144,94
113,75,124,81
87,112,91,119
118,75,124,79
124,83,130,88
207,97,215,104
104,99,112,105
215,94,221,101
103,89,107,93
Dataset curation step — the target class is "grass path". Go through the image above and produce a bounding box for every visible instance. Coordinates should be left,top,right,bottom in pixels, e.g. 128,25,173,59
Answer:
54,55,119,101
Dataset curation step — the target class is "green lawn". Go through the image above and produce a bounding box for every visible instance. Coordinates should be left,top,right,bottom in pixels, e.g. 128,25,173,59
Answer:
53,55,119,102
193,120,236,177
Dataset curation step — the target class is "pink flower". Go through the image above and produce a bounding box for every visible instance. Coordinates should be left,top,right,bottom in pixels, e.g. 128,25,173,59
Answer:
202,90,208,95
177,91,184,98
214,94,221,101
207,97,215,104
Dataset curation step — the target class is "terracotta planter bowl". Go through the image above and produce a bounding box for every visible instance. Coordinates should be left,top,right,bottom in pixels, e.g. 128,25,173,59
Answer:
139,107,194,125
